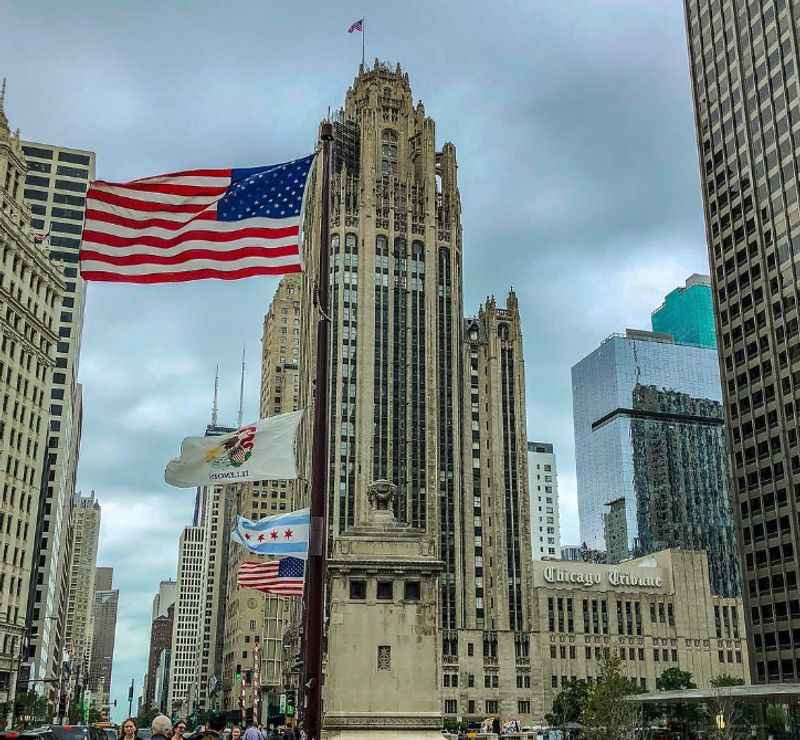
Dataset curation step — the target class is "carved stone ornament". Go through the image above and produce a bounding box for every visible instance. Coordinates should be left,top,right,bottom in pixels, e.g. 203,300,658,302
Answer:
324,714,442,730
367,479,397,525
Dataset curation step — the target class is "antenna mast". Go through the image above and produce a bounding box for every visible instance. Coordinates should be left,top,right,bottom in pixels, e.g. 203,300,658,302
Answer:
237,346,246,428
211,365,220,427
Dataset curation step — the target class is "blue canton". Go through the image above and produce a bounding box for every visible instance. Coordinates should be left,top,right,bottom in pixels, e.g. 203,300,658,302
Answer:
217,154,314,222
278,557,305,578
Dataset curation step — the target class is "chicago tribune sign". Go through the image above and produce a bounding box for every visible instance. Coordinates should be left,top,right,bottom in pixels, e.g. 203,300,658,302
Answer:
543,566,663,589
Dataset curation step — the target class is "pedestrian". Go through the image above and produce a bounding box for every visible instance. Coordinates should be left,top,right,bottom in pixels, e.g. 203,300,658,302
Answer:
151,716,173,740
230,726,242,740
120,718,137,740
173,720,188,740
195,711,226,740
243,726,261,740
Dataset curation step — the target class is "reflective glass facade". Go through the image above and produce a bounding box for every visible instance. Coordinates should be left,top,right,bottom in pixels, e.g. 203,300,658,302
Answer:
652,275,718,348
572,332,739,596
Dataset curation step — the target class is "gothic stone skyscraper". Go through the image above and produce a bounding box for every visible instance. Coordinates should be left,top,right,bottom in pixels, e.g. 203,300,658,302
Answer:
684,0,800,681
298,62,535,722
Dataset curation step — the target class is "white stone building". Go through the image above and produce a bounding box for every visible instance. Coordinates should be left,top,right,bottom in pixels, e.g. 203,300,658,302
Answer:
527,442,561,559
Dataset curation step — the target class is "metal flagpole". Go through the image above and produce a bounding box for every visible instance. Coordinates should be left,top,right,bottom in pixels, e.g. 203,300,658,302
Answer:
362,18,365,68
302,121,333,740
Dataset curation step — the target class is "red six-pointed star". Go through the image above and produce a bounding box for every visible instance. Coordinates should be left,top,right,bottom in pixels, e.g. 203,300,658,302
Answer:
257,534,265,542
269,530,278,540
284,528,294,539
244,533,251,540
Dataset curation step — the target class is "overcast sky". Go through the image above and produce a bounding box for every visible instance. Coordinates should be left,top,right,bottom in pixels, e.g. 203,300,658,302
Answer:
2,0,710,723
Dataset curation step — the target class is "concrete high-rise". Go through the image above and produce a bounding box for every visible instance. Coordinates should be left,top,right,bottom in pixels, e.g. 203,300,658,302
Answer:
652,274,717,348
297,63,536,723
683,0,800,683
168,526,204,716
64,492,100,700
89,567,118,715
572,330,740,597
221,276,302,717
527,441,561,560
21,138,94,694
0,84,65,719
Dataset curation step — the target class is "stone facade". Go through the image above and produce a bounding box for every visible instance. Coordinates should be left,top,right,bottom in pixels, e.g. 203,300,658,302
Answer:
324,481,442,740
145,603,174,710
0,84,65,716
531,549,748,723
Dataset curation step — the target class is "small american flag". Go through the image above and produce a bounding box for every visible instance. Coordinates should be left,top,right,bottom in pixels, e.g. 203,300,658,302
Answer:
238,557,305,597
79,154,315,283
347,18,363,33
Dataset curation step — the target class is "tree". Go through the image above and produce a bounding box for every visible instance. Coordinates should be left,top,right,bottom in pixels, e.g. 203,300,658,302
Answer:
544,678,589,733
704,674,749,740
655,667,701,732
136,706,160,728
7,691,51,728
581,653,643,740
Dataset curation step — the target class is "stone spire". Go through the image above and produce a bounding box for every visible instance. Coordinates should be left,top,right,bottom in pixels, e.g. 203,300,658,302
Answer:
0,78,9,137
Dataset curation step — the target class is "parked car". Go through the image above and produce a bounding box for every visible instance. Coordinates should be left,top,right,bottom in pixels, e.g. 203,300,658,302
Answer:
51,724,106,740
1,728,57,740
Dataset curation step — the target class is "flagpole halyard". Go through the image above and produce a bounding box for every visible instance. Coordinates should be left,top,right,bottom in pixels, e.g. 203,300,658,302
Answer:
301,120,333,740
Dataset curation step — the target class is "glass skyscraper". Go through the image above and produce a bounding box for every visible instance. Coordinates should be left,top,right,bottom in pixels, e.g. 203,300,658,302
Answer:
652,273,718,348
572,330,739,596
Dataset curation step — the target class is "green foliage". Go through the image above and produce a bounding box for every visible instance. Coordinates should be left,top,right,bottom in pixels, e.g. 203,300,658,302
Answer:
709,674,744,688
9,691,51,728
137,706,160,729
581,653,642,740
544,678,590,728
656,667,696,691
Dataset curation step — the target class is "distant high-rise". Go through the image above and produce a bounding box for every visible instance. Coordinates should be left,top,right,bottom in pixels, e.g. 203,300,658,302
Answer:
0,85,66,719
145,603,174,711
168,526,204,716
89,567,118,715
21,138,94,692
64,492,101,686
527,441,561,559
572,330,739,596
683,0,800,682
652,274,717,348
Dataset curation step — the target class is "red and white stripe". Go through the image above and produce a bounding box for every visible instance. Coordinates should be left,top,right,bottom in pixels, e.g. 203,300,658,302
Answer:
79,168,303,283
238,560,304,597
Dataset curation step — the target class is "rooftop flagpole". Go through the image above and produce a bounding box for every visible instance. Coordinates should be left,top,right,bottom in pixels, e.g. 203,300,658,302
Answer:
302,120,333,740
362,17,365,68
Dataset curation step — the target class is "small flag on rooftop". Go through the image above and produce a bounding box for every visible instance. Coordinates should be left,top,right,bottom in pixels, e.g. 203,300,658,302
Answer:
164,410,303,488
238,558,305,597
79,154,315,283
231,508,310,559
347,18,363,33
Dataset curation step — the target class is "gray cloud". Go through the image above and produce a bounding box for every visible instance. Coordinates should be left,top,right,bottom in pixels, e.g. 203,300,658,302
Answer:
2,0,711,721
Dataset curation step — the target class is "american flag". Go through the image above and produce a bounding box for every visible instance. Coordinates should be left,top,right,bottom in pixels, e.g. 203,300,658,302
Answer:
238,557,305,597
78,154,315,283
347,18,363,33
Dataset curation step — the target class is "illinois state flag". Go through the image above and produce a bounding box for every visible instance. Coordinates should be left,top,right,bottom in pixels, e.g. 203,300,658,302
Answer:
164,410,303,487
231,508,310,559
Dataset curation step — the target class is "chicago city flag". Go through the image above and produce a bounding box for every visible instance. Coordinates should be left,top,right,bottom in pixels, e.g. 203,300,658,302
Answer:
164,410,302,488
79,154,315,283
231,508,310,559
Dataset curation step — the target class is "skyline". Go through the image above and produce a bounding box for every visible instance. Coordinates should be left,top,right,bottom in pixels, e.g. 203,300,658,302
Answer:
2,0,710,721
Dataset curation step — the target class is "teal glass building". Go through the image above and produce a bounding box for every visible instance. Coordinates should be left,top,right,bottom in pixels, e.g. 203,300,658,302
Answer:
651,274,717,348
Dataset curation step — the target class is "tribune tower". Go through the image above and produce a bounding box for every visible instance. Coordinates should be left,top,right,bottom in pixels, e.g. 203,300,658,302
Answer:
299,62,535,721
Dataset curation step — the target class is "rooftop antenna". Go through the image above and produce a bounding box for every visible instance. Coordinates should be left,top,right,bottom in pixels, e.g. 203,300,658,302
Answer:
211,365,220,427
237,346,246,428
